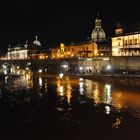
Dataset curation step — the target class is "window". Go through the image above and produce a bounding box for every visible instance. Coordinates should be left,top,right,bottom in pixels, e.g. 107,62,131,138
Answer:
135,39,137,44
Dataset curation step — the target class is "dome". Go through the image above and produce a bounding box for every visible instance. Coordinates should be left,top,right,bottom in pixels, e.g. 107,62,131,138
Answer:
33,36,41,46
91,17,106,42
91,28,106,42
33,40,41,46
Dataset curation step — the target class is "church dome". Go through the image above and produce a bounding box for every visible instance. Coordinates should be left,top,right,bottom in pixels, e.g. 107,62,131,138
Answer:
34,40,41,46
33,36,41,46
91,17,106,42
92,28,106,42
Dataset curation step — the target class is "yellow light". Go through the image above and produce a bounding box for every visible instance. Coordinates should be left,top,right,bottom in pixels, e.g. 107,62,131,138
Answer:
103,57,109,61
60,43,65,53
94,50,98,56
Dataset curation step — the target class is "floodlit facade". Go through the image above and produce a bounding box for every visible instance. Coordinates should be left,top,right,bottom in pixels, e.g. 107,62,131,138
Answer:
51,42,98,59
50,15,111,74
6,36,46,60
112,25,140,56
91,14,106,42
7,46,28,60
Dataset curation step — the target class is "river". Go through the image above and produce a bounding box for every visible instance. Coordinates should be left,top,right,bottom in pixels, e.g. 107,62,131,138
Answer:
0,74,140,140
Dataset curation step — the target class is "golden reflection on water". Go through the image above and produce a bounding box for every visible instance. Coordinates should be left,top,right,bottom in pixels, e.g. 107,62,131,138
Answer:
112,116,123,128
56,76,72,104
7,74,140,123
22,70,33,88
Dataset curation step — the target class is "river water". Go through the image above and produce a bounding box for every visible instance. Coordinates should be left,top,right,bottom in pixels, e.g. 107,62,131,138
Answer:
0,74,140,140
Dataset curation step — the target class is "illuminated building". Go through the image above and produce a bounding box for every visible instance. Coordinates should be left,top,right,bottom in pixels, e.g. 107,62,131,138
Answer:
112,24,140,56
50,15,111,74
7,36,48,60
51,15,111,59
91,13,106,42
51,41,98,59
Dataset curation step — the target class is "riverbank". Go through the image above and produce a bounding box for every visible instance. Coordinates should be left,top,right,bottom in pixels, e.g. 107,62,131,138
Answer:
31,72,140,88
76,74,140,88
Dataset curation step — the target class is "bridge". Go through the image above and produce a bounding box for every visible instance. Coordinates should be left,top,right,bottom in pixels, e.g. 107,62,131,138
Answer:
0,58,79,74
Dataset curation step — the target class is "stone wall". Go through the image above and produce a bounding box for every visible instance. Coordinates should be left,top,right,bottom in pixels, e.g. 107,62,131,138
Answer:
111,56,140,71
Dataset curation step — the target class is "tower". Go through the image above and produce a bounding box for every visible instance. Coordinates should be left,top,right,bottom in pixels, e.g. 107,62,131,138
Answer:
91,14,106,42
115,22,124,35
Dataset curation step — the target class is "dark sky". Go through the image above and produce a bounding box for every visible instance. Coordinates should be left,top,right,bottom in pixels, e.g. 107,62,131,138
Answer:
0,0,140,50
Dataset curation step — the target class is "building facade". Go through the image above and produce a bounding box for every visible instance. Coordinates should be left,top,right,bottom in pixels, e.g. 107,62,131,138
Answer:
6,36,48,60
51,42,98,59
112,24,140,56
51,16,111,74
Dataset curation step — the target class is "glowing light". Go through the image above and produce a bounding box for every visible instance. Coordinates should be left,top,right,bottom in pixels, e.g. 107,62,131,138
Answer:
26,67,29,70
79,81,84,95
59,86,64,96
26,74,29,81
79,78,83,81
106,65,111,70
17,70,20,75
39,69,42,73
62,65,68,68
4,70,7,75
5,76,8,83
79,67,83,70
103,57,109,61
105,84,111,96
59,73,64,79
105,105,111,114
2,65,6,69
104,84,112,104
87,58,92,61
112,117,122,128
93,83,100,105
39,77,43,87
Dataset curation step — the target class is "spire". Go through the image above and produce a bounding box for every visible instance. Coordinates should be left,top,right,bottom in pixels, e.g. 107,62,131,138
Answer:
35,35,38,41
33,35,41,46
95,13,101,27
97,12,100,19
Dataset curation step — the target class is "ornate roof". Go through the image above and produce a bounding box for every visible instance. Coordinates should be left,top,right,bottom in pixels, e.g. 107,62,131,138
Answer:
91,16,106,42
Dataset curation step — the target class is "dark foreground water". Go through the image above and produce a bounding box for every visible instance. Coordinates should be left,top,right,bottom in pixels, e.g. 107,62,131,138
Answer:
0,74,140,140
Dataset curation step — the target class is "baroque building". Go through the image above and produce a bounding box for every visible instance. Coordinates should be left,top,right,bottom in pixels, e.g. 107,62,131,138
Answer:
91,14,106,42
51,15,111,74
7,36,47,60
112,24,140,56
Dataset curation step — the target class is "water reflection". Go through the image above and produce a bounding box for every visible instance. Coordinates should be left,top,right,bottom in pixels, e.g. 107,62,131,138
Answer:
112,116,123,128
39,77,43,88
92,83,100,104
22,71,33,88
56,77,72,104
79,81,84,95
1,74,140,131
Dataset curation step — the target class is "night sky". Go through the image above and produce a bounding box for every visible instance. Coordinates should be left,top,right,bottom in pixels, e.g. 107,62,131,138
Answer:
0,0,140,50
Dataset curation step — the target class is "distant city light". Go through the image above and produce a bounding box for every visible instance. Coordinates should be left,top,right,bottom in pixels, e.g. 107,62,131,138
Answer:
79,67,83,70
39,77,43,87
62,65,68,68
59,86,64,96
106,65,111,70
105,105,111,114
79,78,83,81
59,73,64,79
39,69,42,73
2,64,6,69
